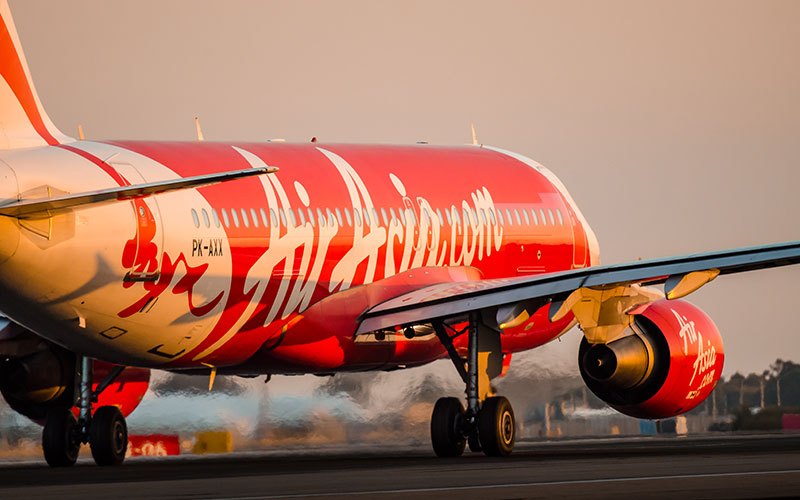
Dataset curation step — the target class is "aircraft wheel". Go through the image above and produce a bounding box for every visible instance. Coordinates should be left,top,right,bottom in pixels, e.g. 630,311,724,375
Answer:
42,408,80,467
478,396,515,457
467,431,482,453
89,406,127,466
430,397,466,457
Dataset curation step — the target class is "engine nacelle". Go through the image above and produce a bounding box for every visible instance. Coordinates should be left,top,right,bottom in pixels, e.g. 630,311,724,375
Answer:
579,299,724,419
0,342,76,422
0,327,150,423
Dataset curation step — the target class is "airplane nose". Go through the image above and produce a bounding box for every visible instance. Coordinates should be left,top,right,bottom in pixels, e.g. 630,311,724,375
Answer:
0,161,19,265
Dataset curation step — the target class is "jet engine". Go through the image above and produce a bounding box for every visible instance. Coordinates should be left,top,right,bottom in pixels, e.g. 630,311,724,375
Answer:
578,299,723,419
0,323,150,423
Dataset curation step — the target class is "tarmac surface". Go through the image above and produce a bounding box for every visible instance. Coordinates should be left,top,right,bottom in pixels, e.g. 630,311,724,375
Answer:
0,433,798,499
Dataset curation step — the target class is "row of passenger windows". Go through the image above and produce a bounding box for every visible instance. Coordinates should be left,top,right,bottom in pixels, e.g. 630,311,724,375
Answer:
190,205,566,230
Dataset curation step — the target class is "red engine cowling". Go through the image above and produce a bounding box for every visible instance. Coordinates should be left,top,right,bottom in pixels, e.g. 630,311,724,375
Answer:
73,361,151,420
579,299,724,419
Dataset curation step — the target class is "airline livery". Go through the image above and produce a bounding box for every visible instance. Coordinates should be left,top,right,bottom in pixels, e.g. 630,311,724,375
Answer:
0,2,798,466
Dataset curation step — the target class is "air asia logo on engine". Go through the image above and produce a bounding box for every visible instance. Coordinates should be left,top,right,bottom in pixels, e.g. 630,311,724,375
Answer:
672,309,717,399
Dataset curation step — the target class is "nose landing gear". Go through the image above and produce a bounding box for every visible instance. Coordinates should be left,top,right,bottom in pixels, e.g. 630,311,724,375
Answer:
41,357,128,467
430,312,515,458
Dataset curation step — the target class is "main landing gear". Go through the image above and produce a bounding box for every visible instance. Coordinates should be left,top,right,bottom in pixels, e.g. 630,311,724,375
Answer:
430,311,515,457
42,357,128,467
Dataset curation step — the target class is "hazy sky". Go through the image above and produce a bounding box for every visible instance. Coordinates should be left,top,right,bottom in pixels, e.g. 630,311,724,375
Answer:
8,0,800,375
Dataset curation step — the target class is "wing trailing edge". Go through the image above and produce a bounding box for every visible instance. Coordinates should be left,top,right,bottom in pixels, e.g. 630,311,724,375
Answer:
356,241,800,335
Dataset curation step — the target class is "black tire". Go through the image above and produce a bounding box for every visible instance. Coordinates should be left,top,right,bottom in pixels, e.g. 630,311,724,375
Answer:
42,408,80,467
478,396,515,457
430,397,466,457
467,431,482,453
89,406,127,466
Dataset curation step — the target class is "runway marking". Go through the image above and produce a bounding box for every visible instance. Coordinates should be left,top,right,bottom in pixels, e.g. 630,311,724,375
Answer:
206,469,800,499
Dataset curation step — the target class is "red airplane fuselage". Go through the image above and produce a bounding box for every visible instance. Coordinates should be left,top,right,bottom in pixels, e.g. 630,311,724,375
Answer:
0,140,597,373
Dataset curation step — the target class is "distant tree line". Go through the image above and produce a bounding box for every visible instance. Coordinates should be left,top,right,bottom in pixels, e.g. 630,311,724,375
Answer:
688,358,800,416
550,359,800,420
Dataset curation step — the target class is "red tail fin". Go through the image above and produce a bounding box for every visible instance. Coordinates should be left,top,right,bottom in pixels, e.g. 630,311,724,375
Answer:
0,1,72,149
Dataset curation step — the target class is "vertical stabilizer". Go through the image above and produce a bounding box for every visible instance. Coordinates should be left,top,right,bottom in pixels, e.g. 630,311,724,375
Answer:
0,1,72,149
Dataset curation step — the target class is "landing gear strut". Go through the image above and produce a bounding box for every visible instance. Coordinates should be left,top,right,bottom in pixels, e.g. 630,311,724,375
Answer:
430,312,515,457
42,356,128,466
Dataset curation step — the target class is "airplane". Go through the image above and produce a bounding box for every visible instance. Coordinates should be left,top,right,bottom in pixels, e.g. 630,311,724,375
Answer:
0,0,799,467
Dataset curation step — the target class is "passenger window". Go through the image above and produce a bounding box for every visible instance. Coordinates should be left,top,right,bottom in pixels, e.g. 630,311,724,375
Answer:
353,208,362,226
362,208,371,227
436,208,444,225
470,208,478,225
556,209,564,225
514,208,521,225
399,208,407,226
201,209,210,228
221,208,230,228
317,208,327,227
531,209,538,225
389,207,398,225
463,209,471,227
488,209,496,226
250,209,259,227
240,209,249,228
212,209,221,228
298,209,306,226
522,209,530,225
335,208,344,226
191,209,200,228
539,209,547,225
290,209,299,227
260,208,268,227
479,209,487,225
372,209,380,226
497,208,504,225
548,208,555,225
231,209,240,228
327,208,335,226
279,208,287,227
409,210,418,227
378,208,387,226
445,209,452,226
422,208,431,226
270,208,278,227
307,208,315,227
344,208,353,226
506,209,513,225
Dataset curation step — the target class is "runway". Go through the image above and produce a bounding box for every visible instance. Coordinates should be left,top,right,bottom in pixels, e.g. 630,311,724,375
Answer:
0,433,798,499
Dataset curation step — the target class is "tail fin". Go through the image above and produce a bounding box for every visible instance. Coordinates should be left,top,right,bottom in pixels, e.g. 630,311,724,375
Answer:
0,1,72,149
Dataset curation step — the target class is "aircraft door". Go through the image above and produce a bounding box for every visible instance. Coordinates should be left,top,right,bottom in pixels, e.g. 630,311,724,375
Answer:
112,163,164,281
569,207,587,268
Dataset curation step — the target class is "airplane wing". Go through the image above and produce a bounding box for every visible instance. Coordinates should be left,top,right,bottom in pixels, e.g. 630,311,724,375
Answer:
357,240,800,342
0,166,277,218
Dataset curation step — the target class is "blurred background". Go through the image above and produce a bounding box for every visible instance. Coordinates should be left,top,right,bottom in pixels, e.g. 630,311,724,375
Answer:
2,0,799,456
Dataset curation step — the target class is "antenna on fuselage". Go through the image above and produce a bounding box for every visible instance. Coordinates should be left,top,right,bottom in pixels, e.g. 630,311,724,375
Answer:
202,362,217,391
77,124,85,141
195,117,204,142
471,123,479,146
